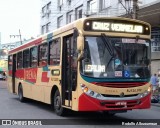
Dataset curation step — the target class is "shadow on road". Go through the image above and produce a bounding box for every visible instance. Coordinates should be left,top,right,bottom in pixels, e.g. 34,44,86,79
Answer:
10,97,146,125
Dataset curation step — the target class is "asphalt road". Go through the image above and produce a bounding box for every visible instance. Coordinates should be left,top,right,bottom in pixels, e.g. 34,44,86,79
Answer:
0,80,160,128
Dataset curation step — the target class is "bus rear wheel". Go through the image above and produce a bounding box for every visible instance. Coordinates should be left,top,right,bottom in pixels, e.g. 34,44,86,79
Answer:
53,90,66,116
18,85,25,102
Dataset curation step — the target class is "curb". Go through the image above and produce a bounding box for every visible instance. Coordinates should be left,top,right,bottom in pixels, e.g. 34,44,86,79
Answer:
151,103,160,107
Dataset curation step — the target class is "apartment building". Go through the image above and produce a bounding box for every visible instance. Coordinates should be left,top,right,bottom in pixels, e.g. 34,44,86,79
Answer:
40,0,127,33
40,0,160,74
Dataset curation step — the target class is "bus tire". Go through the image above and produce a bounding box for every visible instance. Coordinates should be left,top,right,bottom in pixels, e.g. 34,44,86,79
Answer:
18,84,25,102
54,90,66,116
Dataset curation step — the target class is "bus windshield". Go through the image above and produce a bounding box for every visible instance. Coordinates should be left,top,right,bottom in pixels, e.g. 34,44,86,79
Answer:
81,36,151,79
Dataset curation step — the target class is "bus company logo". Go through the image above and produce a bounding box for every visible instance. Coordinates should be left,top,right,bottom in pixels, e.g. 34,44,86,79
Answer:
25,69,37,80
120,92,125,97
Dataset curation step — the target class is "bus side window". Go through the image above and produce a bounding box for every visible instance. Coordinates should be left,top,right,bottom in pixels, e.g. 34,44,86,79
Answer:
23,49,30,68
8,55,13,70
30,46,38,67
49,38,61,65
39,43,48,67
17,52,23,69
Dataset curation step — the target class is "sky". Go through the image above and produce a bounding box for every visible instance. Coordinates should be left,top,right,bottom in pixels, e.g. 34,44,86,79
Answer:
0,0,41,44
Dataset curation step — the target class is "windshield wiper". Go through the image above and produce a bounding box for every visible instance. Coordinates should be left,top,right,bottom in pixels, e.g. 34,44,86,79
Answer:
101,33,114,56
101,33,115,70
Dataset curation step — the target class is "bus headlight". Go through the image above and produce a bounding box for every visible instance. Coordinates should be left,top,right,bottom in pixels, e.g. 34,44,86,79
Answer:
139,86,151,98
147,86,151,92
139,90,149,98
80,83,102,99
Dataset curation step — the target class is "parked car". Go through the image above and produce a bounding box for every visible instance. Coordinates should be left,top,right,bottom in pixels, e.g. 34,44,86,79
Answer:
0,73,6,80
0,74,3,80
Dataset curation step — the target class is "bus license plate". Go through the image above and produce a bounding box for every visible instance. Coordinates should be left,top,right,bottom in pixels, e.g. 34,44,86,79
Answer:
115,101,127,106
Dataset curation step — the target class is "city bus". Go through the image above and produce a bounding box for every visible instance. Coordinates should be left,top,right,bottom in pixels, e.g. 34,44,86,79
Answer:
7,17,151,116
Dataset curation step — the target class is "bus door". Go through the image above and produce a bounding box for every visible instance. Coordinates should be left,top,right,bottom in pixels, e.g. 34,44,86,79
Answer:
62,34,77,107
12,54,16,93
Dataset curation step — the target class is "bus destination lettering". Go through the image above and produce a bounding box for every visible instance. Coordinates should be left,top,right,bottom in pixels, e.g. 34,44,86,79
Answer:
92,22,143,33
85,65,105,72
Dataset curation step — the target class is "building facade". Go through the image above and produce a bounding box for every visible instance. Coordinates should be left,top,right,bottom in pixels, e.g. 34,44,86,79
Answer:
40,0,160,74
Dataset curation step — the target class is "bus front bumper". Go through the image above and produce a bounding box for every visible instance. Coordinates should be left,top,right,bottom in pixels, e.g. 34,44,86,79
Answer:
78,93,151,111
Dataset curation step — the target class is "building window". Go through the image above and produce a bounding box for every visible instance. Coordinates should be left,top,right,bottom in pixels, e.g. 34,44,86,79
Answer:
58,0,63,11
46,22,51,33
100,0,111,10
67,11,73,24
88,0,97,13
42,25,45,34
67,0,71,5
76,5,83,20
49,38,61,65
151,28,160,52
42,6,46,17
46,2,51,18
58,0,63,6
57,16,63,28
42,2,51,18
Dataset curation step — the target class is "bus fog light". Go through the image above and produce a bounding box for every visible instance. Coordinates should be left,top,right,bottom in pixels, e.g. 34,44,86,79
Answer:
144,90,148,96
140,93,144,98
80,84,86,88
96,94,101,98
89,91,94,96
139,90,149,98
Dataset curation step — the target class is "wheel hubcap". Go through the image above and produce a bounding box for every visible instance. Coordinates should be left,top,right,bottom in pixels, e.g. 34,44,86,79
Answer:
55,96,61,110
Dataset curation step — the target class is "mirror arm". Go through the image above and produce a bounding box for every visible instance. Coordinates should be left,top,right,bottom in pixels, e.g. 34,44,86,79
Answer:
77,50,84,61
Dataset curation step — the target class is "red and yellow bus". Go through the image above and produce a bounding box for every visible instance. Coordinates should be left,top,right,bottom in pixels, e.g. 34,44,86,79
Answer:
8,17,151,116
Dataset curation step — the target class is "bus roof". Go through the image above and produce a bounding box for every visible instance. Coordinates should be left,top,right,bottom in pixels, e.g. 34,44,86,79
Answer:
8,17,150,54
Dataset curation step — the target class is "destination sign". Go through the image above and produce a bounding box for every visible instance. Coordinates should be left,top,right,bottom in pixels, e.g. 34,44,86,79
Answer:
84,19,150,35
92,22,143,33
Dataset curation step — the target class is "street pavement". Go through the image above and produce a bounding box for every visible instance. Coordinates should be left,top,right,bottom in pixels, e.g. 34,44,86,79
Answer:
1,80,160,127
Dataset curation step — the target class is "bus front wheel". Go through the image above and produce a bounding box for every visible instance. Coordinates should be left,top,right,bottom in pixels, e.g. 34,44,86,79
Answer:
54,90,66,116
18,85,25,102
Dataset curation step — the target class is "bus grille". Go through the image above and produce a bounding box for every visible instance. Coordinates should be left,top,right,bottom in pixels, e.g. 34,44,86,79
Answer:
92,82,146,88
101,94,138,97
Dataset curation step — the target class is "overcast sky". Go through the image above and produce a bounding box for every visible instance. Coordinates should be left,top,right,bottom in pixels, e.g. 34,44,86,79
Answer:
0,0,41,44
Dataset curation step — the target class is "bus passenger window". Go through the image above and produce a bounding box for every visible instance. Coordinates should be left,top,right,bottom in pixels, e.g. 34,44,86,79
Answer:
23,49,30,68
8,55,13,70
17,52,23,69
30,46,38,67
39,43,48,67
49,38,61,65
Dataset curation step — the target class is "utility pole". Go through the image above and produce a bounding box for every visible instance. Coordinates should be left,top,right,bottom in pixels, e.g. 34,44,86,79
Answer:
10,29,22,45
19,29,22,45
132,0,138,19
